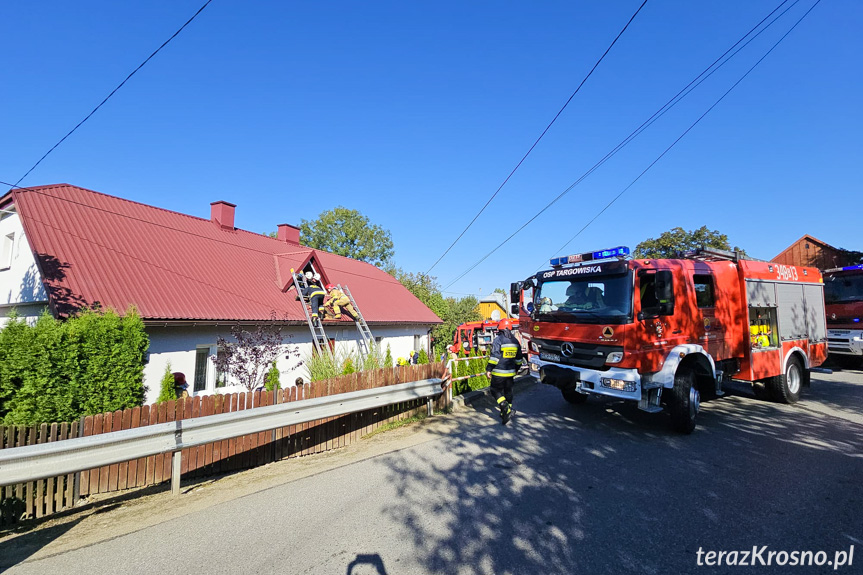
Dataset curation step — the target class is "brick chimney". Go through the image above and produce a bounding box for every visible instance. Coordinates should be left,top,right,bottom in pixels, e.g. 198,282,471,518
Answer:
210,201,236,230
277,223,300,244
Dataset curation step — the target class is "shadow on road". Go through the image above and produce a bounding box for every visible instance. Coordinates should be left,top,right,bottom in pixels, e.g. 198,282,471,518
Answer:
375,379,863,574
346,553,388,575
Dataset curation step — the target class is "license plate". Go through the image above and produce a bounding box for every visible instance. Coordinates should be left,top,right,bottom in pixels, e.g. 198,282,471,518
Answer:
540,351,561,362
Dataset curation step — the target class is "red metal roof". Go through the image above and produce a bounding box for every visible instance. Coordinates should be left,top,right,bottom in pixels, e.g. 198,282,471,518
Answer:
7,184,441,325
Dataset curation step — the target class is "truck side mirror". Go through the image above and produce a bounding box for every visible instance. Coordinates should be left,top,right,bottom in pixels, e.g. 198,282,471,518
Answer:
511,303,519,315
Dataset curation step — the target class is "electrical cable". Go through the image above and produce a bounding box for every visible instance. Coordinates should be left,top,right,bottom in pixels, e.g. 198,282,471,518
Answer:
424,0,650,275
13,0,214,187
441,0,807,291
542,0,821,267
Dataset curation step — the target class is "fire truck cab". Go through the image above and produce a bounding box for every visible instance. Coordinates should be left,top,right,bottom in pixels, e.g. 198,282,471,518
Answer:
512,246,827,433
823,264,863,366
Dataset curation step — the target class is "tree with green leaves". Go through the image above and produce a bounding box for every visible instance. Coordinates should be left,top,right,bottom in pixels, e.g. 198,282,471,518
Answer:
388,266,481,356
300,207,394,266
634,226,747,259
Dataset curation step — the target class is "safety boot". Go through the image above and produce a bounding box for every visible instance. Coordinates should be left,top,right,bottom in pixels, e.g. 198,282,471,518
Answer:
500,401,512,425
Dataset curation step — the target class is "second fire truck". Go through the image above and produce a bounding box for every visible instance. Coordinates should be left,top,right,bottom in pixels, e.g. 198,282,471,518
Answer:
823,264,863,367
511,246,828,433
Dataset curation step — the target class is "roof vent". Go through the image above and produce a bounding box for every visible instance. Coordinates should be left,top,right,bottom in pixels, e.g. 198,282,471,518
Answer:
277,223,300,244
210,201,236,230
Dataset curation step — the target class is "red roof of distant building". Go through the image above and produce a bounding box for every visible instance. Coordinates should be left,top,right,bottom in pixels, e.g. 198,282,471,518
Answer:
6,184,441,325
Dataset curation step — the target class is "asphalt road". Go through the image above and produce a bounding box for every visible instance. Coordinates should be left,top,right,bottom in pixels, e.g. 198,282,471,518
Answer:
2,364,862,575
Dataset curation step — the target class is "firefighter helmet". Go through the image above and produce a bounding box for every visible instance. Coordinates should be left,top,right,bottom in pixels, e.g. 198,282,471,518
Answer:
313,273,321,281
565,283,584,297
498,319,513,331
325,284,335,290
304,271,313,280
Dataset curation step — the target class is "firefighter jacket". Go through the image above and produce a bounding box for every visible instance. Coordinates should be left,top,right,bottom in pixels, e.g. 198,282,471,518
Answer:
304,282,326,300
486,331,523,378
325,288,349,305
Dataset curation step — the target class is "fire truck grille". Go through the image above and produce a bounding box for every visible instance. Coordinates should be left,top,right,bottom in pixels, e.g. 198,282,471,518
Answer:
533,338,623,370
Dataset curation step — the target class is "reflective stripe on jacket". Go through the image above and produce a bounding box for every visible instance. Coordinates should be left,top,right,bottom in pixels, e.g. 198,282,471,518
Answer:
486,331,523,378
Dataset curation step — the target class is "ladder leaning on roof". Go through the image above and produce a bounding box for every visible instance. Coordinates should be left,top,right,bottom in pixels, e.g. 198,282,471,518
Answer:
291,269,333,359
338,284,374,358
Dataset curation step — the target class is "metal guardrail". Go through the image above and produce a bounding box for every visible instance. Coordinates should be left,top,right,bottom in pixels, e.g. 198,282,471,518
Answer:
0,378,445,495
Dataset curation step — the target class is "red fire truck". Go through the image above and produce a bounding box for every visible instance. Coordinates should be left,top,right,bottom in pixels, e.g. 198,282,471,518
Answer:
823,264,863,367
448,319,520,355
510,246,828,433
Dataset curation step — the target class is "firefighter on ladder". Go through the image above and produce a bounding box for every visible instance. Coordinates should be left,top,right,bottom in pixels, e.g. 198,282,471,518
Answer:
485,319,523,425
302,272,327,325
324,284,359,321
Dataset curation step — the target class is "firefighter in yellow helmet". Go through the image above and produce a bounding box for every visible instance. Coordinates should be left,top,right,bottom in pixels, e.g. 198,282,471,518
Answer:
485,319,523,425
323,284,359,321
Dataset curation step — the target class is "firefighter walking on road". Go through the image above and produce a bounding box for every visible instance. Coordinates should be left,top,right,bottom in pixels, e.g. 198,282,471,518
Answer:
485,319,523,425
324,284,359,321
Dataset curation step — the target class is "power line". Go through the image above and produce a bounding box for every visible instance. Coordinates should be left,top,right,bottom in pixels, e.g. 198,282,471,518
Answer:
542,0,821,267
423,0,650,275
441,0,805,291
13,0,214,187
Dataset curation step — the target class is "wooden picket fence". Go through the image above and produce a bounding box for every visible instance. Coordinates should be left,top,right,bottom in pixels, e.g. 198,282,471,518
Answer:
0,362,446,526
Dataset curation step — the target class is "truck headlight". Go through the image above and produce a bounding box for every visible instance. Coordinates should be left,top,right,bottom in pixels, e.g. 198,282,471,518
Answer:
601,378,636,392
606,351,623,364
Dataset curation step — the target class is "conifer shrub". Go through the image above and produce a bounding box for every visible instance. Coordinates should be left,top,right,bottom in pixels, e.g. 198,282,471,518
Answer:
0,306,149,424
156,363,176,403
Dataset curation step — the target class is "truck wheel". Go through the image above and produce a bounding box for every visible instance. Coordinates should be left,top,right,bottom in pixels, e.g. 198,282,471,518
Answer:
769,356,803,404
669,368,699,434
561,388,588,404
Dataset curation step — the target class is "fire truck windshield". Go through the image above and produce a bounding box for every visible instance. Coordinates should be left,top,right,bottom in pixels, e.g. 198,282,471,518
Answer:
824,273,863,303
534,273,633,324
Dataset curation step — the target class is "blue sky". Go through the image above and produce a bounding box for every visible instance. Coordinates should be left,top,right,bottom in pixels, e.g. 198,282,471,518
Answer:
2,1,860,297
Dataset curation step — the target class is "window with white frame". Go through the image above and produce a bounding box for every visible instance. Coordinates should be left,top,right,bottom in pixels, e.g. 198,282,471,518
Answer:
1,233,13,270
193,344,229,392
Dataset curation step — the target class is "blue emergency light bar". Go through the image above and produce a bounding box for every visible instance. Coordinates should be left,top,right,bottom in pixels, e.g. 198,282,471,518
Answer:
550,246,630,267
824,264,863,273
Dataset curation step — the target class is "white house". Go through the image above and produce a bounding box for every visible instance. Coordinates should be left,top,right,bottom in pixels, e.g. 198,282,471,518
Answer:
0,184,442,404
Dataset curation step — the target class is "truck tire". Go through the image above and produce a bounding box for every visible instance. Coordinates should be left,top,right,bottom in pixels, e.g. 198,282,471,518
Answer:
561,388,588,404
669,368,699,434
769,356,803,404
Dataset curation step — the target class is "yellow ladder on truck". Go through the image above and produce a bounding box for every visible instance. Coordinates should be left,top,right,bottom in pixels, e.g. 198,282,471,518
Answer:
338,284,374,358
291,269,333,359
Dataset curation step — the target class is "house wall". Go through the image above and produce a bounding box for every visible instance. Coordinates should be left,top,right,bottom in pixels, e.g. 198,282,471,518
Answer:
142,323,432,405
772,237,854,270
0,211,49,327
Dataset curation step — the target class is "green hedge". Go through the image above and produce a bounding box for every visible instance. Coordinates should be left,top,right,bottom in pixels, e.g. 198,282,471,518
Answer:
0,307,149,424
453,351,489,396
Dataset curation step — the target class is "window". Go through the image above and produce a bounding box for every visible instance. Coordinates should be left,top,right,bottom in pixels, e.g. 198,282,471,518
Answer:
638,270,674,317
413,335,421,352
693,274,715,308
1,233,13,270
193,348,209,391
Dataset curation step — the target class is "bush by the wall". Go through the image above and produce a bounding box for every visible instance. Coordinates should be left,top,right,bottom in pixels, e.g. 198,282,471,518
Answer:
417,349,429,365
0,306,149,424
156,363,176,403
264,361,281,391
